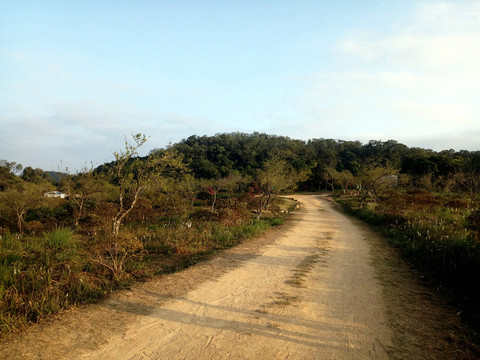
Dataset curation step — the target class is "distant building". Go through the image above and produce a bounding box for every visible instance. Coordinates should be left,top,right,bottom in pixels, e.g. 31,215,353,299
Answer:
44,191,67,199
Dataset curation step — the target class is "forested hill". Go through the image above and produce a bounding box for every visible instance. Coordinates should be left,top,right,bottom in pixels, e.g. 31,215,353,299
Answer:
166,132,479,190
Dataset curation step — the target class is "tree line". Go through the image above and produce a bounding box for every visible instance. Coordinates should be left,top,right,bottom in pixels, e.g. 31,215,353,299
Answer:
169,133,479,202
1,132,479,237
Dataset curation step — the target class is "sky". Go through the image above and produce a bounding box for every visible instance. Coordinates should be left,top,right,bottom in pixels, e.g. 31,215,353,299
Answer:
1,0,479,172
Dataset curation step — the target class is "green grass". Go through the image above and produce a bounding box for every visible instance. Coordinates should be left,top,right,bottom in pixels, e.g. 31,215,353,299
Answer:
211,219,274,247
43,228,76,250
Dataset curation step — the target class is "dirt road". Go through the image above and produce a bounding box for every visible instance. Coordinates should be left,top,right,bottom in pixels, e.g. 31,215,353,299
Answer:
1,195,476,359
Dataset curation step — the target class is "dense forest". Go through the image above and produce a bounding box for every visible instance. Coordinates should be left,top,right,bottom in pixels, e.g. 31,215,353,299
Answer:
1,132,479,336
169,132,479,193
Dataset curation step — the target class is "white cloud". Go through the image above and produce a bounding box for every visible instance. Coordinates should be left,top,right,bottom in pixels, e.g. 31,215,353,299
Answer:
337,2,480,71
297,1,480,149
0,101,225,171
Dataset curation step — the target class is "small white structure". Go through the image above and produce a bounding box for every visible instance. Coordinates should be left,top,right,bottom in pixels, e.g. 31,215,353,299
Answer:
44,191,67,199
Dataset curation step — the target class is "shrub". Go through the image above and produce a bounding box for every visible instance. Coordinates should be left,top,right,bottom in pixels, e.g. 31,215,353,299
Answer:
91,232,144,281
43,228,75,250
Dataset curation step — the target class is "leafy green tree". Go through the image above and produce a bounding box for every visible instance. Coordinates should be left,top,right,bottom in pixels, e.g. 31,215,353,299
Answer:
357,166,398,206
170,173,204,211
0,160,22,191
334,170,355,194
0,160,22,175
254,159,308,219
0,182,52,233
21,166,53,184
363,140,408,169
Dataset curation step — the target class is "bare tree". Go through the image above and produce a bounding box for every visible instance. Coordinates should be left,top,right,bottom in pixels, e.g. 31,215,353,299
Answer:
110,134,186,235
457,170,480,207
61,167,103,226
208,173,243,213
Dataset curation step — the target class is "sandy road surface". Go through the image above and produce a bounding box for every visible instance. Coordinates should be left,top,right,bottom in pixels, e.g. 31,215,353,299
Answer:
1,195,477,359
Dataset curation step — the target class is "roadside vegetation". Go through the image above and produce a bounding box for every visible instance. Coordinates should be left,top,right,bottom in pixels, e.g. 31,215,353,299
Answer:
332,170,480,335
0,134,300,336
1,132,479,339
342,199,479,328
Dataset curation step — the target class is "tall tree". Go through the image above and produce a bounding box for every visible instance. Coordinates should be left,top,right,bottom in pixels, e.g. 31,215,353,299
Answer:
21,166,53,184
0,160,22,190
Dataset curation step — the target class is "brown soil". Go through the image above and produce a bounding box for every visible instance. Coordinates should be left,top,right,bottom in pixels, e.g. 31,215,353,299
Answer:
1,194,478,359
